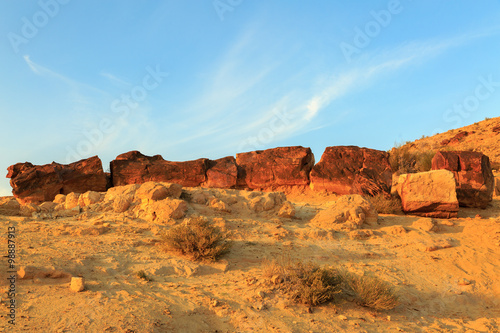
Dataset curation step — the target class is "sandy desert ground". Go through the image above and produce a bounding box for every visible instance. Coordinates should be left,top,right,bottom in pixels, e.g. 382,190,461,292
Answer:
0,184,499,333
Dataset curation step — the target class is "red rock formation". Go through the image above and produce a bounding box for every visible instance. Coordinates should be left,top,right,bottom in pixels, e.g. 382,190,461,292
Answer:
440,131,472,146
203,156,238,189
432,151,494,208
310,146,392,196
235,146,315,190
6,156,107,204
110,151,208,187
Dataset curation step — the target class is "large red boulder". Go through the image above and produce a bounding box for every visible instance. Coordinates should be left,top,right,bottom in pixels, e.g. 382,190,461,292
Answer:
110,151,208,187
203,156,238,189
310,146,392,196
235,146,315,190
6,156,107,204
432,151,494,208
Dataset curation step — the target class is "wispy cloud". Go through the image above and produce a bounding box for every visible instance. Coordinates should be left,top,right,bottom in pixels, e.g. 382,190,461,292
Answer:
23,55,40,74
296,29,500,127
100,72,131,88
23,55,108,96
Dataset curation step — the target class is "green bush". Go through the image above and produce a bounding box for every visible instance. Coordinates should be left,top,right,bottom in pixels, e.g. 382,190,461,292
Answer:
161,217,230,262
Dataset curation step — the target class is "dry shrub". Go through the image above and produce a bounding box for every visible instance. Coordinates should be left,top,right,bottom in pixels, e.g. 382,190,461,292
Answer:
389,143,415,174
136,270,152,282
264,258,399,310
342,272,398,310
161,216,230,262
415,150,435,172
368,194,402,215
389,144,435,174
264,257,342,306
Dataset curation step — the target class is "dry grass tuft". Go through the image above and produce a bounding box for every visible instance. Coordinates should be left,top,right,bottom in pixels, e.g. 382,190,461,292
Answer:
161,216,230,262
389,144,435,174
263,257,342,306
342,272,398,310
368,194,402,215
264,258,399,310
136,270,152,282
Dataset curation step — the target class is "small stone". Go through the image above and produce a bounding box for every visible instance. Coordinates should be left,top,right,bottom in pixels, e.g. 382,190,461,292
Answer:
458,278,471,286
65,193,81,210
211,299,219,307
18,266,36,279
70,277,85,292
255,303,266,311
113,196,131,213
103,222,111,228
209,199,231,213
440,220,455,227
78,191,102,207
278,201,295,218
412,218,438,232
338,315,348,321
257,290,266,299
53,194,66,204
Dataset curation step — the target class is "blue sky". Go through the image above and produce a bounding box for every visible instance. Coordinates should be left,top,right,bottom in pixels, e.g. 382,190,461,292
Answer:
1,1,500,196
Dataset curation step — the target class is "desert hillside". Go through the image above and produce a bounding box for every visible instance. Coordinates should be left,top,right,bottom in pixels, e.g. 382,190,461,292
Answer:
399,116,500,166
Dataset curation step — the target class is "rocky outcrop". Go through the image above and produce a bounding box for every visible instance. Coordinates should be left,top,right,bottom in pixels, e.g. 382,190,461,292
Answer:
6,156,107,204
110,151,208,187
235,146,314,190
310,146,392,196
397,170,459,218
203,156,238,189
310,194,378,231
440,131,472,146
432,151,494,208
0,197,21,216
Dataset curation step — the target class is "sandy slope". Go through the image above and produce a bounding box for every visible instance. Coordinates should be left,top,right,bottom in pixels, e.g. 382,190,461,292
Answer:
0,185,498,333
400,116,500,165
